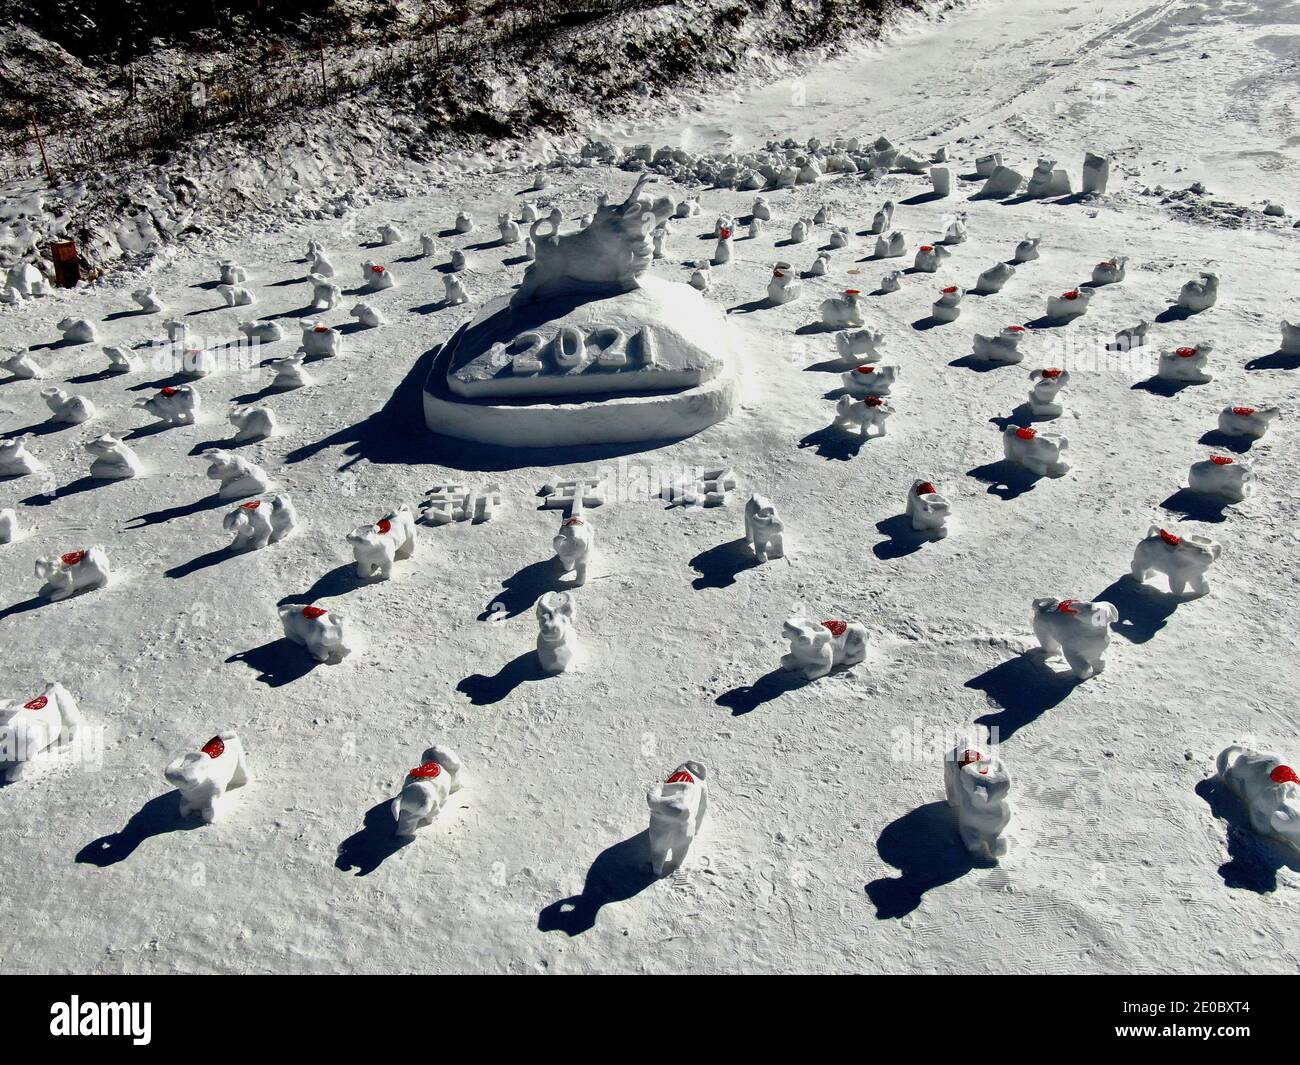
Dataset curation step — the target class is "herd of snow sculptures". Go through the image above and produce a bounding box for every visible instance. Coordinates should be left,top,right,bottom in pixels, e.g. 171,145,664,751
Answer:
1,133,1296,883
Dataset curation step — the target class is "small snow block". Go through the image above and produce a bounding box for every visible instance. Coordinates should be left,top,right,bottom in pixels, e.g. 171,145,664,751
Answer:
540,479,605,510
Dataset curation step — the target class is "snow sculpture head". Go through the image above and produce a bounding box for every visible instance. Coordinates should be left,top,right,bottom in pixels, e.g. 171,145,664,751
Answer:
511,175,675,308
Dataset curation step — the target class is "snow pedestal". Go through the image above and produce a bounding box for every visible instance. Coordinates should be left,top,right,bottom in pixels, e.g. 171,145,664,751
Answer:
980,165,1023,197
1081,152,1110,195
424,177,737,448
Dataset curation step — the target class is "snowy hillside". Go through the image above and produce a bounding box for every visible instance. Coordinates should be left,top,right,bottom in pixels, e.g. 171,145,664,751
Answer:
0,0,931,270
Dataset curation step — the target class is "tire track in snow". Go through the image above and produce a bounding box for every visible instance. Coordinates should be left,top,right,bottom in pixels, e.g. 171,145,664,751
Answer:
899,0,1188,146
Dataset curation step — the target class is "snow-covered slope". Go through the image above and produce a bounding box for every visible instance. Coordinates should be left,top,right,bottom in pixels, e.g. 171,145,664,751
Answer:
0,0,936,271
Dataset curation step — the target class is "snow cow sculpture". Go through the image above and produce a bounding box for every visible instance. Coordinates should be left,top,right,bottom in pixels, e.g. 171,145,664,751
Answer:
536,590,580,674
834,394,893,438
229,406,277,443
1217,405,1278,440
1158,342,1214,383
1130,526,1220,596
906,479,952,537
1003,425,1069,477
428,174,737,447
280,603,352,663
944,744,1011,862
1282,320,1300,356
1188,454,1253,503
224,495,297,552
1027,367,1069,416
512,174,673,307
165,732,251,823
134,385,199,426
834,327,887,363
647,761,709,876
85,434,142,480
35,547,109,601
347,504,417,580
973,325,1027,364
552,509,595,586
780,618,869,680
1031,597,1117,680
841,363,898,397
393,746,465,837
0,436,41,477
0,682,84,782
201,449,271,500
744,494,784,562
41,387,95,424
1216,746,1300,853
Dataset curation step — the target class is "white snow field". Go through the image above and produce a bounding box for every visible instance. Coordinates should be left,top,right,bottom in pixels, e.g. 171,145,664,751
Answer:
1,0,1298,974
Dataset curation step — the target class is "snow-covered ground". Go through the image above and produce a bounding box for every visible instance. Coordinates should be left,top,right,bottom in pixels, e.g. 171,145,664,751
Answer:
1,0,1297,974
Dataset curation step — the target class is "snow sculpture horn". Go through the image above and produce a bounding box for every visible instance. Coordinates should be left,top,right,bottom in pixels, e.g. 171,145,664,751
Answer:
510,174,675,308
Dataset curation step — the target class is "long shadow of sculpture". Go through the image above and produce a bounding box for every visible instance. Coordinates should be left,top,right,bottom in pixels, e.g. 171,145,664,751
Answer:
537,830,657,936
226,637,321,687
76,792,201,866
19,475,116,507
281,344,685,474
716,668,805,716
1195,777,1300,893
1160,487,1231,524
689,537,759,590
966,650,1081,741
126,492,228,529
966,459,1042,501
1094,575,1182,645
798,424,866,461
277,563,371,604
457,653,551,705
0,595,58,622
865,801,975,918
335,800,414,876
1245,348,1300,372
873,513,944,560
480,557,567,618
165,545,240,580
